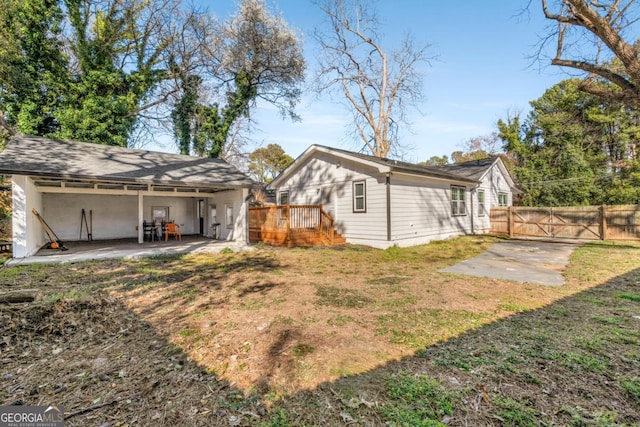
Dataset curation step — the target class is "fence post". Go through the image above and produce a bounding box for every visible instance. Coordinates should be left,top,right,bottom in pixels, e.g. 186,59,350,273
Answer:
508,206,514,237
285,205,291,242
600,205,607,241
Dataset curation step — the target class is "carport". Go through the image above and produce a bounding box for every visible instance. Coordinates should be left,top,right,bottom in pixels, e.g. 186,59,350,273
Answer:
0,135,255,259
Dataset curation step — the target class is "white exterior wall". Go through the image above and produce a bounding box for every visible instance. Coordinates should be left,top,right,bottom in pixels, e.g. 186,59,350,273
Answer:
274,152,517,249
12,176,44,258
142,195,197,234
473,184,491,233
389,174,473,248
276,152,388,245
41,190,247,242
44,193,139,240
202,189,247,242
474,164,514,233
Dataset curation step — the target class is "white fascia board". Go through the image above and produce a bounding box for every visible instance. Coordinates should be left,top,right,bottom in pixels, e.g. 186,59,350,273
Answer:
37,186,218,198
475,158,520,193
268,145,390,189
474,158,498,183
314,147,391,173
494,159,520,192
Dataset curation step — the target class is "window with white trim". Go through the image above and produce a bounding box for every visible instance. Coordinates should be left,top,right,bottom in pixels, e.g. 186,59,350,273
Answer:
152,206,169,224
498,192,509,207
477,190,486,217
451,186,466,216
278,190,289,206
353,181,366,212
225,203,234,229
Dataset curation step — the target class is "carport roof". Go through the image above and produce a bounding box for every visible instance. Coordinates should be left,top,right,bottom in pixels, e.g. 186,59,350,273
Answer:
0,135,255,189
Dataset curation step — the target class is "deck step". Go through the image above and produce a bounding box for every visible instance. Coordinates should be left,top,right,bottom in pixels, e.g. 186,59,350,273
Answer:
320,231,347,246
249,205,348,248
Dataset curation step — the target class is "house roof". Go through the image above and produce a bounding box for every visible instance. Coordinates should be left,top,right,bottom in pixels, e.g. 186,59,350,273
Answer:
269,145,512,189
431,157,499,181
0,135,255,189
269,145,481,188
315,145,481,182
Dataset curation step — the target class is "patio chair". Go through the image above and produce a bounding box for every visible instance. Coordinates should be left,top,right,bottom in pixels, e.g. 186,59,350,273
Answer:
165,222,182,241
143,220,156,242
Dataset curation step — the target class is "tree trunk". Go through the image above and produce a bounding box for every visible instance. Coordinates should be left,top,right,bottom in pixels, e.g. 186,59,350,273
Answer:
0,289,37,304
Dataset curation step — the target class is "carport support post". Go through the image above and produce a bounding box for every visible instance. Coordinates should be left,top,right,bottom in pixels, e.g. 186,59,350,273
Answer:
137,191,144,243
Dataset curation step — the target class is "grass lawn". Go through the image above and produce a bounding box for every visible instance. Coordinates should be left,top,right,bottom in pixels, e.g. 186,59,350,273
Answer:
1,236,639,426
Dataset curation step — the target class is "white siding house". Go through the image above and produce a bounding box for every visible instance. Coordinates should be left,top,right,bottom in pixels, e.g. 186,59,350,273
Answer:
0,135,255,258
269,145,519,249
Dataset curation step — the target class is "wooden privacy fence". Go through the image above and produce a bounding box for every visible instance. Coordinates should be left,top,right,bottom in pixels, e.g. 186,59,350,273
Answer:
248,205,337,247
490,205,640,241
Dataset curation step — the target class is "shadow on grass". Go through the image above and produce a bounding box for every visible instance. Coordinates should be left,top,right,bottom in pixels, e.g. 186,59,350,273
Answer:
263,265,640,426
0,295,262,426
0,251,285,425
2,242,640,426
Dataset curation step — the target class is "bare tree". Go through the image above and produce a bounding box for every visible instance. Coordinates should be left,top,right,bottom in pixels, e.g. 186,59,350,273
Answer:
170,0,306,157
540,0,640,106
450,132,502,163
313,0,435,158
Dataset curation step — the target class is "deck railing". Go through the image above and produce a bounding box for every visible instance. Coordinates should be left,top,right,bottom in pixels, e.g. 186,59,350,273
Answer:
249,205,335,246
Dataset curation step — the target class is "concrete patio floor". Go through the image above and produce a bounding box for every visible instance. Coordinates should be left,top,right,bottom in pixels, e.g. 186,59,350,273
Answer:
440,239,580,286
6,235,253,266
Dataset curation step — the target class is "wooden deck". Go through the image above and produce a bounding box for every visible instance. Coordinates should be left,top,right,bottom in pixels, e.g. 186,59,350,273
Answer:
248,205,346,247
0,241,11,253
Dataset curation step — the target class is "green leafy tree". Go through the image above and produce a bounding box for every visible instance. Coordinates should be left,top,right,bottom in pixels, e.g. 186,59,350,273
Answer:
418,155,449,166
0,0,68,136
172,0,305,158
54,0,185,146
1,0,304,153
0,0,186,146
248,144,294,184
498,79,640,206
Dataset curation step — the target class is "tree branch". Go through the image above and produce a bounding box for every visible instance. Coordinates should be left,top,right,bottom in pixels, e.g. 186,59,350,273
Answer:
0,115,16,136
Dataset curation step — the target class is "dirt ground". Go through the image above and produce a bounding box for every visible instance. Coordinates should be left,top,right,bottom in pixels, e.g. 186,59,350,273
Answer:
1,237,639,425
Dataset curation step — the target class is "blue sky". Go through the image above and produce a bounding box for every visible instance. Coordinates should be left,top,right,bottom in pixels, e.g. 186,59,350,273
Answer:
170,0,572,163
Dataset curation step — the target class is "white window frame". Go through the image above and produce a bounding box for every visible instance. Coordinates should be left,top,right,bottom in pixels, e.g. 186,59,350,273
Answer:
352,181,366,213
477,190,486,217
498,192,509,207
152,206,169,224
451,186,466,216
278,190,289,206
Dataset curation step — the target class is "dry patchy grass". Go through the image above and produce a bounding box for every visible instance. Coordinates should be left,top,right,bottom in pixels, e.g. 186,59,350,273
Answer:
1,237,639,426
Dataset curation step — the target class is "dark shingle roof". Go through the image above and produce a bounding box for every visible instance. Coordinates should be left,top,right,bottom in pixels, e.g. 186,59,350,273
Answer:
312,145,480,183
0,135,255,188
431,157,498,181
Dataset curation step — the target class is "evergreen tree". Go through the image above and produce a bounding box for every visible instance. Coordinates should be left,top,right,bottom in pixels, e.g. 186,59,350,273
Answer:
498,79,640,206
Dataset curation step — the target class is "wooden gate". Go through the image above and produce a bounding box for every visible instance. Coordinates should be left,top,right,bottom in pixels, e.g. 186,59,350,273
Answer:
490,205,640,241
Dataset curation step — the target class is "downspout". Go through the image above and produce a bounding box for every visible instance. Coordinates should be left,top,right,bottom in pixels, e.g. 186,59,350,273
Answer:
470,188,475,235
470,184,481,235
386,173,391,241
